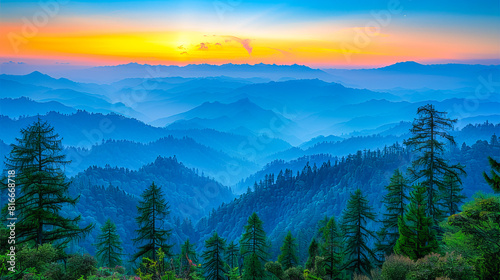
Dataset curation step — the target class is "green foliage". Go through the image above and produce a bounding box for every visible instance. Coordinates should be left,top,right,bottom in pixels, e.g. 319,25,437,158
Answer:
405,104,465,223
406,252,474,280
2,119,92,248
133,182,173,262
226,267,242,280
444,193,500,278
304,239,319,271
16,243,59,273
380,253,473,280
483,156,500,193
180,238,199,275
91,265,127,279
283,266,305,280
341,189,377,276
439,171,466,217
225,241,240,270
136,248,171,280
202,232,227,280
394,184,438,260
380,254,415,280
66,254,98,280
303,268,323,280
1,244,66,280
376,169,410,256
278,231,298,270
95,218,123,267
242,253,267,280
240,213,269,280
265,261,284,279
321,217,342,279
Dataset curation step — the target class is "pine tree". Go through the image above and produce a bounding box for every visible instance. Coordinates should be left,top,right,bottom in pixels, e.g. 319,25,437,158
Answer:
180,238,199,274
2,119,92,247
242,253,266,280
202,232,227,280
439,171,466,217
376,169,410,256
278,231,298,270
405,104,465,223
226,241,240,270
133,182,172,262
394,184,438,260
95,219,123,267
305,239,319,271
240,212,269,280
341,189,377,276
483,156,500,193
322,217,342,280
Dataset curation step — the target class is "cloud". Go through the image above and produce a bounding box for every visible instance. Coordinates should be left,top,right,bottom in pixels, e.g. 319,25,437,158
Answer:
224,36,253,55
198,42,209,50
215,43,222,46
178,45,186,50
180,51,188,55
2,61,26,65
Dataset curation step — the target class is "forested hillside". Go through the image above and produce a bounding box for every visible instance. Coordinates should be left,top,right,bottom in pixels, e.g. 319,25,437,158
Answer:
199,137,499,261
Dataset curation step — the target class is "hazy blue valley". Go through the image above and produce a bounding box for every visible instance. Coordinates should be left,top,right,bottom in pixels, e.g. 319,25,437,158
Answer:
1,62,500,279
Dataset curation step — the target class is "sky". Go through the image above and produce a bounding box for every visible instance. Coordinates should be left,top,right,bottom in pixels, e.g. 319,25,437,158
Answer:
0,0,499,68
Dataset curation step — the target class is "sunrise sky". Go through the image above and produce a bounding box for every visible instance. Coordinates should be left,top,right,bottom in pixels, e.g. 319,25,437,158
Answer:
0,0,499,68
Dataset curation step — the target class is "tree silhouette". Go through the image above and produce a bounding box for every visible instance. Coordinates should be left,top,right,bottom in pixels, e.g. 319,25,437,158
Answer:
376,169,410,256
405,104,465,223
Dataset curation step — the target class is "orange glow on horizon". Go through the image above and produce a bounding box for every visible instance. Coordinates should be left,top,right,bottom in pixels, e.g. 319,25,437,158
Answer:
1,14,498,68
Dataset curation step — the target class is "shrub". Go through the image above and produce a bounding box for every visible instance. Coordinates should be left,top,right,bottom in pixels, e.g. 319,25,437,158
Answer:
17,244,58,273
66,254,98,280
353,273,370,280
265,261,284,279
284,267,305,280
407,252,474,280
381,254,414,280
43,263,66,279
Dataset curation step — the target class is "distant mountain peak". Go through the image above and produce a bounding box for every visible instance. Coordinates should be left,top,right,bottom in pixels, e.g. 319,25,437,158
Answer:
26,71,50,78
379,61,424,71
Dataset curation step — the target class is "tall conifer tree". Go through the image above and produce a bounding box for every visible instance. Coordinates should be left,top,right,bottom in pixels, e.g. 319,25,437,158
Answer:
240,212,269,280
405,104,465,223
322,217,342,280
3,119,92,247
180,239,199,275
394,184,438,260
278,231,298,270
341,189,377,276
305,239,319,271
376,169,410,255
202,232,227,280
133,182,172,262
225,241,240,270
439,171,466,217
95,219,123,267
